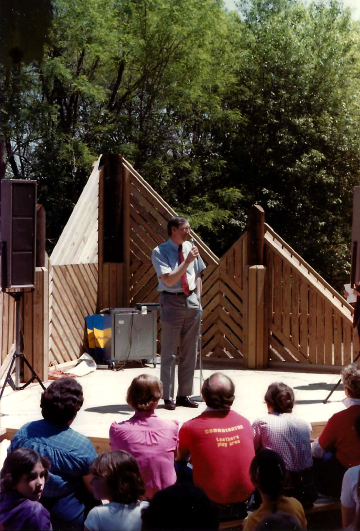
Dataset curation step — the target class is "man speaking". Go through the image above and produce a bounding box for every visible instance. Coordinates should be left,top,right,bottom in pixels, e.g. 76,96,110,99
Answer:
151,217,205,410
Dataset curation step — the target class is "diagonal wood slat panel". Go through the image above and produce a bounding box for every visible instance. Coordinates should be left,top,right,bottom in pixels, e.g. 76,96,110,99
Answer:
130,197,168,243
130,233,152,263
265,227,355,367
131,264,153,294
130,214,159,251
49,264,98,363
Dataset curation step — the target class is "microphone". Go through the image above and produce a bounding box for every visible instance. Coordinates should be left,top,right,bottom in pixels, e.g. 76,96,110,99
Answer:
189,237,198,254
189,237,199,260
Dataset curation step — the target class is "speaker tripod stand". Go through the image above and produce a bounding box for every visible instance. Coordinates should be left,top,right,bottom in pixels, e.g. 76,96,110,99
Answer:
0,292,46,401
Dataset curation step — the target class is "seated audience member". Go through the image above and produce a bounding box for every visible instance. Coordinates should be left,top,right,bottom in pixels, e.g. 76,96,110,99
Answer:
341,414,360,528
312,363,360,498
110,374,178,499
141,484,219,531
0,448,52,531
85,451,148,531
255,512,303,531
252,382,316,507
243,450,307,531
9,377,98,531
177,372,254,520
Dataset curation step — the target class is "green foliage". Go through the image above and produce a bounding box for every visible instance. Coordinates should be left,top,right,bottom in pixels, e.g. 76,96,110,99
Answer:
1,0,232,245
221,0,360,288
2,0,360,292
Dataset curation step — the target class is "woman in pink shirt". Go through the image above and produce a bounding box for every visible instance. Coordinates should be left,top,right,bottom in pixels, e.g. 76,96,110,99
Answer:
109,374,179,499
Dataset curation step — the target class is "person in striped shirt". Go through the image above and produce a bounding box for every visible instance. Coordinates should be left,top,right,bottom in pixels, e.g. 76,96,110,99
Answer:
252,382,317,508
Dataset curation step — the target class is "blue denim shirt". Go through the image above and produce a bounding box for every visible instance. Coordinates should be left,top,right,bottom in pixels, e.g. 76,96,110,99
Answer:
9,420,97,498
152,239,205,292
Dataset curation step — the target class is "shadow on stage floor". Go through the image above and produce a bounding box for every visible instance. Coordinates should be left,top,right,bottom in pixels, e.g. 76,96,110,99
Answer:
294,382,344,392
85,404,133,415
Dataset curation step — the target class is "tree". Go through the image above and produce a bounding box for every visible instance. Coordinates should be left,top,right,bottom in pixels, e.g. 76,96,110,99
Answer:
215,0,360,288
1,0,235,249
1,0,360,293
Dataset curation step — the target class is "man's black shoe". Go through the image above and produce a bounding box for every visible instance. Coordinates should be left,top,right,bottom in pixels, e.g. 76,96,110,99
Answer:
164,398,176,410
176,396,199,408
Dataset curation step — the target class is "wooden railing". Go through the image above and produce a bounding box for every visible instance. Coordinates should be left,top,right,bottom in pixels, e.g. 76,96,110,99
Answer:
265,225,358,367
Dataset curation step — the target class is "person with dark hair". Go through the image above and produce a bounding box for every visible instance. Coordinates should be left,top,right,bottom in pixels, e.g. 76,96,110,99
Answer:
243,450,307,531
151,216,205,410
312,363,360,498
8,377,98,530
84,451,148,531
177,373,254,520
252,383,316,507
141,484,219,531
0,448,52,530
109,375,179,498
254,512,303,531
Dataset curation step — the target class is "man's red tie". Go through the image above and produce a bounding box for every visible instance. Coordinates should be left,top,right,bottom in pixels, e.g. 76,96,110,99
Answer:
179,244,190,296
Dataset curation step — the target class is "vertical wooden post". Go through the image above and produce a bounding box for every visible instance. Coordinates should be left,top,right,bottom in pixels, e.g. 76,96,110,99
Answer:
98,154,126,309
22,267,49,383
32,267,49,381
243,205,267,368
243,266,267,369
36,205,46,267
97,166,105,312
23,290,33,382
247,205,265,266
123,166,130,307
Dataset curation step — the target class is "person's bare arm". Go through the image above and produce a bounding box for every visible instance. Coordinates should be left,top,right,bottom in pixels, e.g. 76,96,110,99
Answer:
342,505,356,528
176,446,191,462
161,247,199,287
195,274,202,298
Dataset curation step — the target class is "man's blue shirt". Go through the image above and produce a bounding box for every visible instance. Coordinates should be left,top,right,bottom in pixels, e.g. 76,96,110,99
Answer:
152,239,205,292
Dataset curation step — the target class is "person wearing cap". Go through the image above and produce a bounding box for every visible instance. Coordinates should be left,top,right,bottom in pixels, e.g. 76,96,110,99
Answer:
151,216,205,410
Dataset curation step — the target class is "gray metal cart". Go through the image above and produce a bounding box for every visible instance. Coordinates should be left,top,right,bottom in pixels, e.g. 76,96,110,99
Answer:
101,305,159,366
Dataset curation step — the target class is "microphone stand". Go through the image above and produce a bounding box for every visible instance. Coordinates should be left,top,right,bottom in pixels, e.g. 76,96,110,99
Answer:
190,237,204,403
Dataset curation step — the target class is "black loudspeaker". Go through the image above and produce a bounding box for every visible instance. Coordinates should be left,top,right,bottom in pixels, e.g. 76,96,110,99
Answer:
1,180,37,289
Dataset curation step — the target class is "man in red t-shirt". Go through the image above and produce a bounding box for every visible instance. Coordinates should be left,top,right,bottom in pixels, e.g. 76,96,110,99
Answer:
177,373,255,520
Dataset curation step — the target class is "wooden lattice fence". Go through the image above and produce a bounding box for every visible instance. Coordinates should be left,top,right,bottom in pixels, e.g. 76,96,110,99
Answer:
47,156,360,367
2,154,358,376
265,225,359,367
